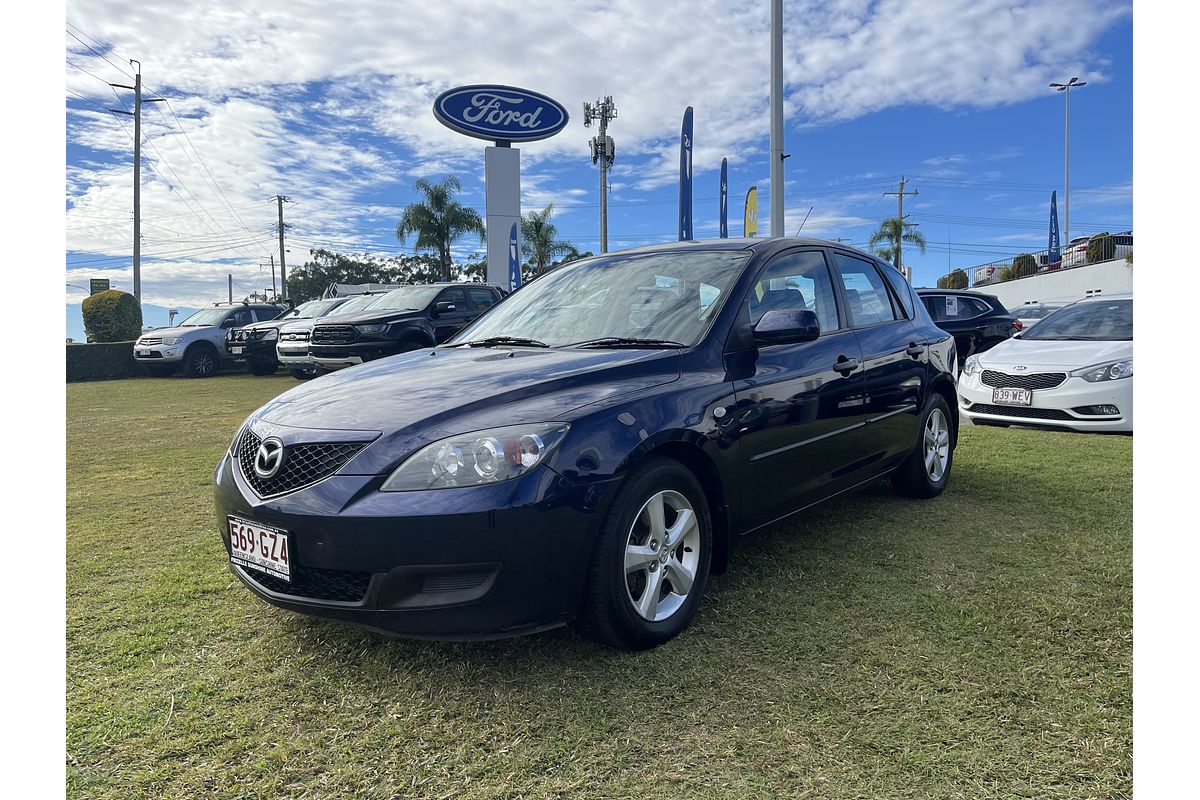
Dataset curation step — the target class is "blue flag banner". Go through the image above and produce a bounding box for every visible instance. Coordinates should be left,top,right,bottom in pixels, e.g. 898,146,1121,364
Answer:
678,106,693,241
719,157,728,238
1048,190,1061,262
508,222,521,291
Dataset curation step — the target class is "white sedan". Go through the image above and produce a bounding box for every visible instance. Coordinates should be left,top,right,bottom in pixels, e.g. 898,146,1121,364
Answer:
958,293,1132,433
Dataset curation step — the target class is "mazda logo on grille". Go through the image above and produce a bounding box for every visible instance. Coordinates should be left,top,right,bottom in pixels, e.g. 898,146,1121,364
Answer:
253,437,286,479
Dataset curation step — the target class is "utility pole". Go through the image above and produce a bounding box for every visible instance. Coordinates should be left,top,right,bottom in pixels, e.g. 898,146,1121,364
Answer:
228,273,233,304
884,176,919,271
270,255,276,300
272,196,290,299
769,0,785,237
582,97,617,253
109,60,163,306
1050,77,1086,245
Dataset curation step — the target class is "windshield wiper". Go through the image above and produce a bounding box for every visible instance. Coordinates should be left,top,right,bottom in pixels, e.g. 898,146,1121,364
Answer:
457,336,550,348
571,337,687,349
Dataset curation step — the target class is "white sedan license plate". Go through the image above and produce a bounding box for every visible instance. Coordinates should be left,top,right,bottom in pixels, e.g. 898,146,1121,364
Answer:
992,387,1032,406
230,345,244,355
228,516,290,581
137,349,152,357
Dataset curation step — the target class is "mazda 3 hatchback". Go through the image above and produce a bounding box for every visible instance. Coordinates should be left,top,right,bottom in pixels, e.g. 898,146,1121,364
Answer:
215,238,959,650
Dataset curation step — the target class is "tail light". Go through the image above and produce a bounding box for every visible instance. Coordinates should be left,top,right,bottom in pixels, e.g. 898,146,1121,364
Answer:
1011,320,1023,331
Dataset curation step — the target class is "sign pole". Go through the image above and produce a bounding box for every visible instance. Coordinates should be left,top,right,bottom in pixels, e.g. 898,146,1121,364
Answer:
485,144,521,289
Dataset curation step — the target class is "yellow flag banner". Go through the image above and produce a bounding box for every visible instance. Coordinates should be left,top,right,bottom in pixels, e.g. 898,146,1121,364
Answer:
743,186,758,238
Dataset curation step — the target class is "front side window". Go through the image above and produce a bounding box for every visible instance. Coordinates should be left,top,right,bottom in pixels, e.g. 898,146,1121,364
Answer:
746,250,840,332
453,250,748,347
436,288,466,310
833,254,898,327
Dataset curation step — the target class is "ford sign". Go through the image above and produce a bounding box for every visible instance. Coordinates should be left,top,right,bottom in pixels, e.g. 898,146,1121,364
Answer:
433,85,569,143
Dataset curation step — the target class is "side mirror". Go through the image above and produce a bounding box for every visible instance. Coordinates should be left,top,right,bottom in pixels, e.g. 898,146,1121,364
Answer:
753,308,821,346
433,302,457,315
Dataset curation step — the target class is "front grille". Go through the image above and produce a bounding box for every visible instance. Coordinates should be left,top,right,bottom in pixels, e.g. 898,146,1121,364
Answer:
312,325,357,345
235,428,367,498
981,370,1067,390
282,331,309,341
968,403,1074,421
138,338,162,346
242,563,372,603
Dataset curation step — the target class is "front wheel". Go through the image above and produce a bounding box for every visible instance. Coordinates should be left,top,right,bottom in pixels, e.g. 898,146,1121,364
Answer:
583,457,712,651
182,344,218,378
890,393,954,499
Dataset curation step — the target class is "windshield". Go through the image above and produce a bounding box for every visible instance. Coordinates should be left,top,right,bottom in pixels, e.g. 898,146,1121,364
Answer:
281,299,342,319
326,294,384,316
452,250,748,347
370,286,443,312
178,308,233,326
1012,304,1061,320
1023,299,1132,341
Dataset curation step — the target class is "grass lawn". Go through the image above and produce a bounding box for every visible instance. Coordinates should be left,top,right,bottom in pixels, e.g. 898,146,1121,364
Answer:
67,374,1132,799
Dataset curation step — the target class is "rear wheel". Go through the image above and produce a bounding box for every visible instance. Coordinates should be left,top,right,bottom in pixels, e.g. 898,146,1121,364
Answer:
583,457,712,651
182,344,218,378
891,393,954,499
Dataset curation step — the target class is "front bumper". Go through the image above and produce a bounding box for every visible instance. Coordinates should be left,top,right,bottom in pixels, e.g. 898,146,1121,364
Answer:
133,343,183,363
213,448,613,639
959,370,1132,432
276,343,314,366
226,340,276,362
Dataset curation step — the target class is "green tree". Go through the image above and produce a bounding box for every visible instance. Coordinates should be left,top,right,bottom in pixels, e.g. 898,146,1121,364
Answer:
520,204,576,275
1087,232,1115,264
395,176,485,282
868,216,927,268
936,269,968,290
287,249,446,302
81,289,142,342
1010,253,1038,279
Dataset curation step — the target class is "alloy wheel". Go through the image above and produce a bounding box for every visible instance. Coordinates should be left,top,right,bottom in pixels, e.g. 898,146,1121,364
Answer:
193,351,215,376
924,408,950,481
623,489,701,622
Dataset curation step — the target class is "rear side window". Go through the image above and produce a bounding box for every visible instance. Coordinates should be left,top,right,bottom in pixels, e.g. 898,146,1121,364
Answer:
832,253,899,327
925,295,988,321
879,263,915,319
467,288,497,313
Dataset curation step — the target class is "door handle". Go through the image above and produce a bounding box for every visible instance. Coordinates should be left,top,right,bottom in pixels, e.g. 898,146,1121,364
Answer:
905,342,924,358
833,356,859,375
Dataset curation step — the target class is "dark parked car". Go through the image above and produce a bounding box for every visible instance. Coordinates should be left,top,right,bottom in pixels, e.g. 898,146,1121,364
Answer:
915,288,1019,369
226,297,358,375
215,239,958,650
308,283,505,371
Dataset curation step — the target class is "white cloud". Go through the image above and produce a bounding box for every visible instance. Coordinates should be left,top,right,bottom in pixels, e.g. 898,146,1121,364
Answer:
65,0,1129,307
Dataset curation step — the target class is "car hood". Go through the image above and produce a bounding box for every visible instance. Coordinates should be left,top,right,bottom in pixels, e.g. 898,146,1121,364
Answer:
280,319,318,333
979,337,1132,370
315,309,423,326
251,346,683,471
140,325,212,339
238,317,290,332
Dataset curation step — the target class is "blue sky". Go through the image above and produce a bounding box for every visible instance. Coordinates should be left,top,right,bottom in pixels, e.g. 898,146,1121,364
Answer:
65,0,1132,341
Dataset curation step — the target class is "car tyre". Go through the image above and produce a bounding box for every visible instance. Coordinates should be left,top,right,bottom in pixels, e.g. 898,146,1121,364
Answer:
288,367,317,380
247,356,279,376
583,456,712,651
182,343,218,378
891,393,954,499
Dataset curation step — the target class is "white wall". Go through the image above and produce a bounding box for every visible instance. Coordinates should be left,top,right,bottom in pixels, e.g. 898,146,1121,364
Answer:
977,259,1133,308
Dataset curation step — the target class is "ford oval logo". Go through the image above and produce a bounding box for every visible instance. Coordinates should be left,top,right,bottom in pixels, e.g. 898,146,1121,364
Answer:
433,85,569,143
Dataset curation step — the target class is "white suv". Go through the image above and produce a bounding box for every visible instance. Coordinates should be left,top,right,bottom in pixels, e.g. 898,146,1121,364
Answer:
135,302,284,377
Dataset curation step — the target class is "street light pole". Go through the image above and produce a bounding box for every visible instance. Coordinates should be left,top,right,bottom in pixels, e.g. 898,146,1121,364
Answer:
1050,77,1086,246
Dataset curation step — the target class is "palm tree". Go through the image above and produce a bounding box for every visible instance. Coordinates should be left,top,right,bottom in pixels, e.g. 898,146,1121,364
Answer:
868,216,927,269
520,204,576,274
395,176,485,282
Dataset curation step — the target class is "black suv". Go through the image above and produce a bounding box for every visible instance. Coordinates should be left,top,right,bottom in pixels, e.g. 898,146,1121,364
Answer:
915,288,1019,369
309,283,504,371
226,297,356,376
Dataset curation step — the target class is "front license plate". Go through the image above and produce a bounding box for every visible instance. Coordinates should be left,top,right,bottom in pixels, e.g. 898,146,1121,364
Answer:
228,516,290,581
992,387,1032,406
230,346,244,355
137,349,152,357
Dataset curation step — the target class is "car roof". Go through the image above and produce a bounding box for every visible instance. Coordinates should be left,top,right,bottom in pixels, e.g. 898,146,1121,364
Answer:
581,236,890,265
1076,292,1132,303
915,288,994,296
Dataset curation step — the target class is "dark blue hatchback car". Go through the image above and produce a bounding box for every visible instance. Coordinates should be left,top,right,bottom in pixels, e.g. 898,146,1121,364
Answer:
214,238,958,650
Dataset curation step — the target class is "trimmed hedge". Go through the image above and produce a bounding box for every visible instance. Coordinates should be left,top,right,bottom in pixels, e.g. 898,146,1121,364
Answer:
1010,253,1038,278
1087,232,1115,264
66,341,141,382
937,268,968,289
82,290,143,343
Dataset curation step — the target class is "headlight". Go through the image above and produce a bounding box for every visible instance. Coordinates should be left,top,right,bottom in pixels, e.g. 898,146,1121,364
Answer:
381,423,569,491
962,355,981,377
261,329,278,341
1072,360,1132,382
163,336,182,346
357,323,388,335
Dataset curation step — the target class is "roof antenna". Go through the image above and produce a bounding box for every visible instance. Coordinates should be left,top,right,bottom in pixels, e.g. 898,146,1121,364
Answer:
794,206,814,236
